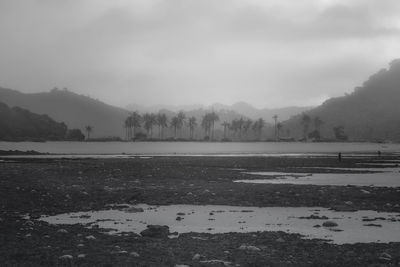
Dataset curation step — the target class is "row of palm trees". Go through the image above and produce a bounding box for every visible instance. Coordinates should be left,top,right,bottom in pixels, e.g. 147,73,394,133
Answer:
123,111,276,141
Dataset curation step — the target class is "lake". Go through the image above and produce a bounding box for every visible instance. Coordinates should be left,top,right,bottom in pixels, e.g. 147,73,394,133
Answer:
1,141,399,155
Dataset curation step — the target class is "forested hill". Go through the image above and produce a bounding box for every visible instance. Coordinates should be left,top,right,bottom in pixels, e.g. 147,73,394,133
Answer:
0,102,68,141
282,60,400,142
0,88,129,138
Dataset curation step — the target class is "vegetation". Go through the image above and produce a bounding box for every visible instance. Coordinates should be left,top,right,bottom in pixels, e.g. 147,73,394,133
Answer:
0,102,68,141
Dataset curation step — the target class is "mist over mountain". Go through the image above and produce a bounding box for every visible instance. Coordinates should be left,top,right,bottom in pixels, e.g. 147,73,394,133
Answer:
127,102,310,122
282,60,400,142
0,87,129,138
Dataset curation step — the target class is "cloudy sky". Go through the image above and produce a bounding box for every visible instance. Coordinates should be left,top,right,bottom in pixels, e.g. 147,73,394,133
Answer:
1,0,400,108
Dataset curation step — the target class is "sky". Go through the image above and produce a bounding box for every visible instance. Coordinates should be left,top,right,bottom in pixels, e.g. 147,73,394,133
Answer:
0,0,400,109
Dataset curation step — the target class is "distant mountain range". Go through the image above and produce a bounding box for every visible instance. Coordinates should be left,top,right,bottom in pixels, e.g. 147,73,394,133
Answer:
127,102,311,122
0,87,129,138
2,59,400,141
282,60,400,141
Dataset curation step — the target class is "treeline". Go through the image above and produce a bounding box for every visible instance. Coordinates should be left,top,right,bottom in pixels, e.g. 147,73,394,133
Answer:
0,102,85,141
124,111,278,141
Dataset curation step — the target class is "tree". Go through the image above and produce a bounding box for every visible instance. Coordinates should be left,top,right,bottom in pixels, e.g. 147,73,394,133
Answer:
188,116,197,139
143,113,156,138
176,111,186,138
276,123,282,140
313,116,324,140
333,125,348,141
85,125,93,140
156,113,168,139
243,119,252,140
208,111,219,140
170,116,179,139
201,114,211,140
126,112,141,140
252,118,265,140
273,114,278,141
300,113,311,141
221,121,230,140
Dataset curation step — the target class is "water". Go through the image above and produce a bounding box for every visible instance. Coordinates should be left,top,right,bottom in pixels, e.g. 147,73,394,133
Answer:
235,166,400,187
1,141,399,155
40,204,400,244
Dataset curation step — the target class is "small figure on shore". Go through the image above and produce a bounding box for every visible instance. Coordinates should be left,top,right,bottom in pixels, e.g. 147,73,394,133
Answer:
338,152,342,162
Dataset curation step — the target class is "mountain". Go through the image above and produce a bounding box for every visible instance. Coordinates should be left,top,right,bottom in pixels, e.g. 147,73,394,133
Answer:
0,87,130,138
127,101,311,122
0,102,68,141
282,60,400,141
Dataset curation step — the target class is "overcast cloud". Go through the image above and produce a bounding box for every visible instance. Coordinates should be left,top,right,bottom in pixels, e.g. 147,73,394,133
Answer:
0,0,400,108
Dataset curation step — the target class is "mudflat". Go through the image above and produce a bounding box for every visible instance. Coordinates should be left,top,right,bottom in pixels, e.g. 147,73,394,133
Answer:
1,155,400,266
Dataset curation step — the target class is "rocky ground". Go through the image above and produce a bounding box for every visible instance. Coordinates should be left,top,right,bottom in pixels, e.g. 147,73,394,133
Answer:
1,155,400,266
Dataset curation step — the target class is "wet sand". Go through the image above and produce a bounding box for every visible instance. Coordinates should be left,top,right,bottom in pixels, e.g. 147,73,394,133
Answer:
1,155,400,266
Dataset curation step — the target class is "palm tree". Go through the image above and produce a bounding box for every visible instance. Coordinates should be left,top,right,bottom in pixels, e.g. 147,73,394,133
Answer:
176,111,186,138
277,122,283,140
208,111,219,140
201,114,211,139
130,112,142,140
156,113,168,139
252,118,265,140
170,116,180,139
85,125,93,140
301,113,311,141
221,121,230,140
237,117,245,140
272,114,278,141
188,116,197,139
143,113,157,138
243,119,252,140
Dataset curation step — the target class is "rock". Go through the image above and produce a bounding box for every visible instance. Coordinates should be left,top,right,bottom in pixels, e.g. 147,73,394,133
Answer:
378,252,392,262
125,207,144,213
130,251,140,257
192,253,201,260
57,229,68,234
140,225,170,238
175,265,190,267
238,245,261,251
77,244,84,247
176,216,184,221
361,189,371,194
276,238,285,243
77,254,86,259
59,255,73,260
85,235,96,240
322,221,338,227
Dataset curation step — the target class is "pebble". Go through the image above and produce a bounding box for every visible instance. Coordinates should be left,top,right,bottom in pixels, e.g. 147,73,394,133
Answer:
130,252,140,257
57,229,68,233
322,221,338,227
77,254,86,259
59,255,73,260
379,252,392,262
192,253,201,260
85,235,96,240
238,245,261,251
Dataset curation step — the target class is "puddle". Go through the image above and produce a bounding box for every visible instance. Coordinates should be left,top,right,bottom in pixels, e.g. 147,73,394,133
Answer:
39,204,400,244
237,167,400,187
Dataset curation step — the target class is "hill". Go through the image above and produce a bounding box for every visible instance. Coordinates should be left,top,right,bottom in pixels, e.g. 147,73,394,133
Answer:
282,60,400,142
0,102,68,141
0,87,129,138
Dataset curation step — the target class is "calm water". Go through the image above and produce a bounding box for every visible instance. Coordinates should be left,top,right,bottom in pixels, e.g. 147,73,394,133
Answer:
1,141,399,155
40,204,400,244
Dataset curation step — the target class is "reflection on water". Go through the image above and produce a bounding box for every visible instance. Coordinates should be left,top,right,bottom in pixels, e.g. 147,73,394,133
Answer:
40,204,400,244
236,166,400,187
